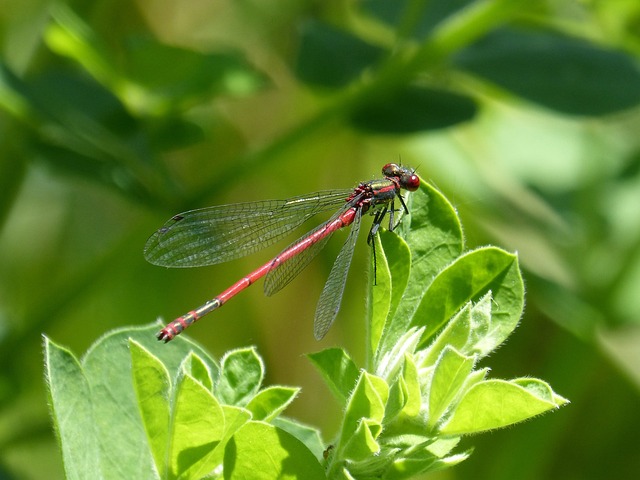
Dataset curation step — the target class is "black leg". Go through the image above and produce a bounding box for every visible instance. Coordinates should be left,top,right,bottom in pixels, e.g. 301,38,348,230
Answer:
368,206,388,285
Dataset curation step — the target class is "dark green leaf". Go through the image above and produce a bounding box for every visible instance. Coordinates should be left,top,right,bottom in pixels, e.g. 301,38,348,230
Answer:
295,20,385,88
454,28,640,115
350,85,477,133
363,0,475,39
124,35,267,109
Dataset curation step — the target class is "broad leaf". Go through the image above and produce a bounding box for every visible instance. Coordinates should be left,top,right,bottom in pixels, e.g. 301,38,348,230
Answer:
349,85,477,133
307,347,359,405
441,378,569,435
454,28,640,115
245,386,300,422
377,178,463,360
295,20,385,88
224,421,325,479
216,346,264,406
411,247,523,347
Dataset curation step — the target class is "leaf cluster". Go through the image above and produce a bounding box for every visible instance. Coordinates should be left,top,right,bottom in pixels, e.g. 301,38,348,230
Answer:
45,180,567,479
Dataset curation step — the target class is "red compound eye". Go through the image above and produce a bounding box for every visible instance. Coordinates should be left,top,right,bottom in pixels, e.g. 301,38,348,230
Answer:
403,173,420,191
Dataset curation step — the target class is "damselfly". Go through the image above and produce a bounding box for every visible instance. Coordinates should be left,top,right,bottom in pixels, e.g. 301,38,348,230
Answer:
144,163,419,342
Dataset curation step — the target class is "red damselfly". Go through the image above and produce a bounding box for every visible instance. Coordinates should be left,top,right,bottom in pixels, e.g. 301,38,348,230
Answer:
145,163,419,342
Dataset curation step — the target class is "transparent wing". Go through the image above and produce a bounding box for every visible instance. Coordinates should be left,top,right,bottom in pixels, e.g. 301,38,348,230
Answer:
263,204,352,296
313,208,363,340
144,189,351,267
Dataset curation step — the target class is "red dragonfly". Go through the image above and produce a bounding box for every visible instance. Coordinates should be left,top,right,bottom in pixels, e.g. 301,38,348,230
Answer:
144,163,419,342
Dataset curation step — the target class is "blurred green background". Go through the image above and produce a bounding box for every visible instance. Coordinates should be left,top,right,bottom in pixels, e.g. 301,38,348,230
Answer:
2,0,640,479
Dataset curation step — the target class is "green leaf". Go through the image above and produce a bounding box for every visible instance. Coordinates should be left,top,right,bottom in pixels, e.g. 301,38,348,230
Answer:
454,28,640,115
369,233,392,360
384,377,409,423
295,20,385,88
377,179,463,359
245,386,300,421
421,292,497,367
272,417,326,462
129,340,171,477
81,325,218,480
369,230,412,363
216,346,264,406
400,354,422,417
224,421,325,479
182,352,215,392
46,5,266,115
45,323,217,480
386,448,471,480
380,230,412,322
376,327,423,381
427,347,475,429
411,247,523,348
342,418,383,461
349,85,478,133
340,372,388,446
441,378,569,435
180,405,250,479
362,0,475,40
44,337,101,480
123,36,266,104
169,373,225,479
307,348,359,405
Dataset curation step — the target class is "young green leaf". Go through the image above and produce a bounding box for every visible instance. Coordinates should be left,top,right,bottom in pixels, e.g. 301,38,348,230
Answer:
399,354,422,418
368,233,392,359
440,378,569,435
182,351,215,391
420,292,495,368
168,373,225,478
380,229,412,322
411,247,523,347
45,323,217,480
307,347,359,405
245,386,300,422
342,418,383,461
129,340,171,476
44,337,101,480
216,346,264,406
272,416,326,462
427,347,475,429
377,179,463,360
368,230,412,363
224,421,325,479
340,372,388,445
